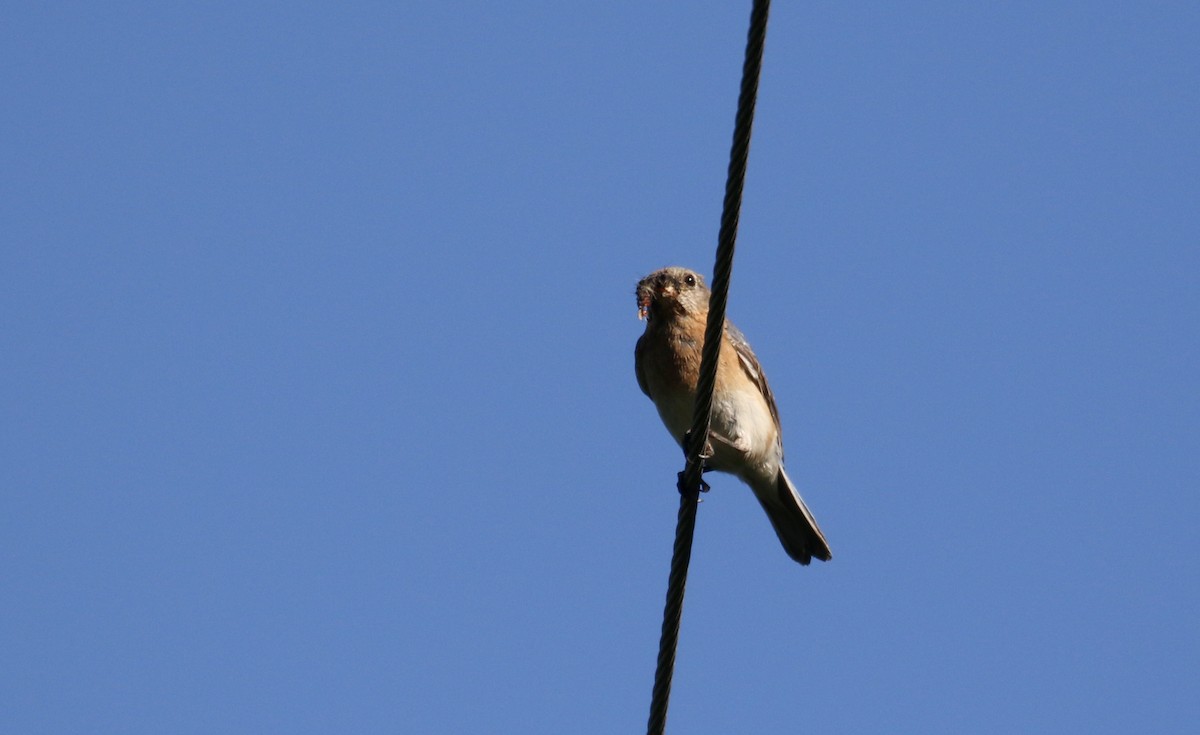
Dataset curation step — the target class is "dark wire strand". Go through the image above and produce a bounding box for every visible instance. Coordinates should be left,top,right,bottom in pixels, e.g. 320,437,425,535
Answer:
646,2,771,734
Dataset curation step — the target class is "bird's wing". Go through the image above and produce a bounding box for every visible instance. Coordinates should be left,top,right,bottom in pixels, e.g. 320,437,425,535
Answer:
725,320,781,432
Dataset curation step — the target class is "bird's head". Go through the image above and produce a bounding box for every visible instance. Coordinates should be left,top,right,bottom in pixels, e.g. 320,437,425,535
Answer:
636,267,709,323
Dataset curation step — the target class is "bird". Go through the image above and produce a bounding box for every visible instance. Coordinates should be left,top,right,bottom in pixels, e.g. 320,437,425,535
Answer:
634,266,831,565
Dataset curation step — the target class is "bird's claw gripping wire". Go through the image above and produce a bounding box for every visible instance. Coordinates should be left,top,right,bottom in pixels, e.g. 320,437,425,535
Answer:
678,431,714,495
682,430,715,461
676,471,711,496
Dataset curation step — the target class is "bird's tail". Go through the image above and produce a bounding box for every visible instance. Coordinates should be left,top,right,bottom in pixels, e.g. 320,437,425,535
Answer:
757,468,832,565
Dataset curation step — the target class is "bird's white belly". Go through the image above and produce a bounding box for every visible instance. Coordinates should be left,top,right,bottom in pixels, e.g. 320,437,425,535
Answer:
710,389,778,468
654,383,780,477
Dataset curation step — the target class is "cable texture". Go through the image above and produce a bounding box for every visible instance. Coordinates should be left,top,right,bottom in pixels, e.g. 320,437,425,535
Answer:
646,2,771,733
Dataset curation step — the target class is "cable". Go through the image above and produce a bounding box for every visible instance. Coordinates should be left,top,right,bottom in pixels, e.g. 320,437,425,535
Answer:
646,1,772,733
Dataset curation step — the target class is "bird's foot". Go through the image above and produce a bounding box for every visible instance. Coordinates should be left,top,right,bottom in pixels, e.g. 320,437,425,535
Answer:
681,430,715,462
676,470,711,496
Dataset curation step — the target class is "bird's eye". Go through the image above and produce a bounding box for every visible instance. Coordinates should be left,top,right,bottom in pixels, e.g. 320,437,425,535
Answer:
684,274,696,287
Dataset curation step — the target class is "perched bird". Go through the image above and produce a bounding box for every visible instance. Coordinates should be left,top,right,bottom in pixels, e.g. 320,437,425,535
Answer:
634,266,831,565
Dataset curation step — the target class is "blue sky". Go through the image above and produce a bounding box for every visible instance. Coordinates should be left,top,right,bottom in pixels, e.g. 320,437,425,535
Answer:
3,2,1198,733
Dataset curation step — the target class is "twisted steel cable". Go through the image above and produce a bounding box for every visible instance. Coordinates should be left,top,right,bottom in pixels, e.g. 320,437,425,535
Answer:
646,2,772,733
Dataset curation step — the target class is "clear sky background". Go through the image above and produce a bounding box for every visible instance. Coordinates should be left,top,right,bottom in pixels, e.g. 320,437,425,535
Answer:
3,2,1198,733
